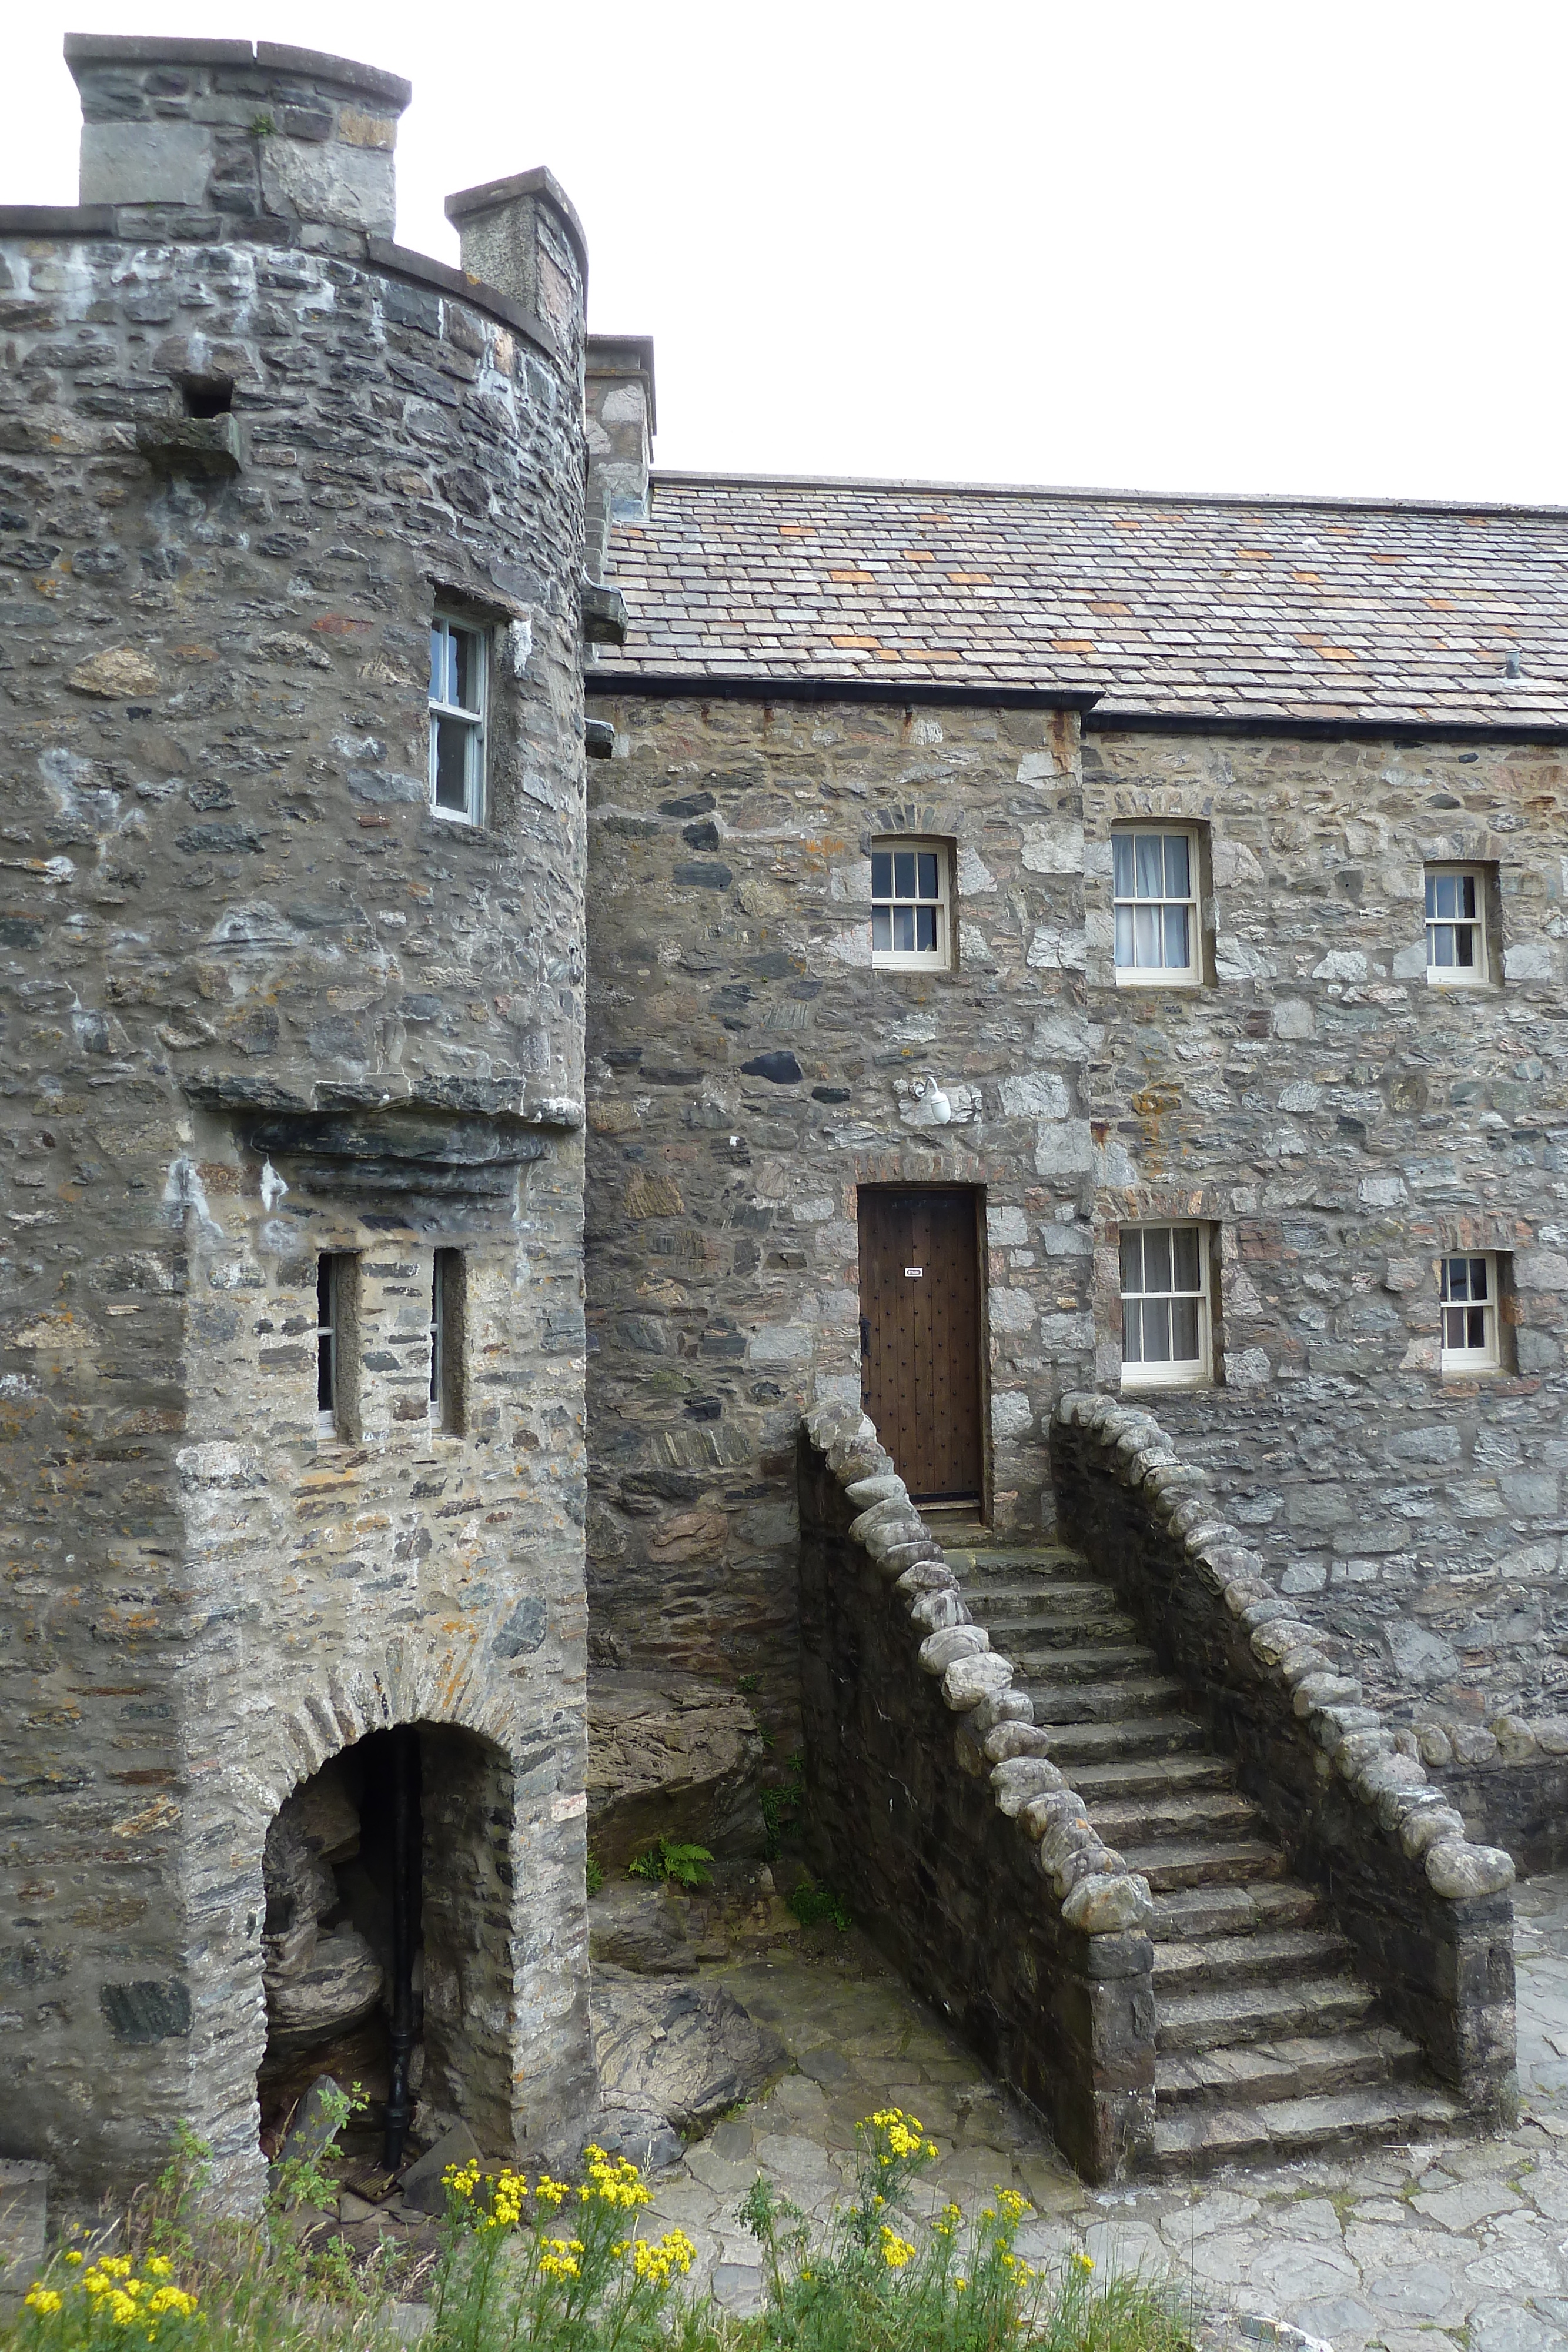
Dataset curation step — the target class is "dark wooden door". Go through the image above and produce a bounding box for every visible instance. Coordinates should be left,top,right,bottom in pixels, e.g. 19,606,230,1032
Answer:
858,1189,984,1503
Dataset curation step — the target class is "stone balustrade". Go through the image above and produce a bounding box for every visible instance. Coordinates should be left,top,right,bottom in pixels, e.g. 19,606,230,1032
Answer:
798,1398,1159,2180
1051,1391,1518,2123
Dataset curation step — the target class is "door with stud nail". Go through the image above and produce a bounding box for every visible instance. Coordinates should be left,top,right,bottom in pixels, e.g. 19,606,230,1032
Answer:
857,1187,985,1505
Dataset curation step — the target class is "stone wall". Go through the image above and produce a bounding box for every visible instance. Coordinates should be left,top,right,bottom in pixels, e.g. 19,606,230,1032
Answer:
580,679,1568,1774
1051,1392,1517,2119
581,691,1094,1733
0,40,595,2203
797,1399,1158,2181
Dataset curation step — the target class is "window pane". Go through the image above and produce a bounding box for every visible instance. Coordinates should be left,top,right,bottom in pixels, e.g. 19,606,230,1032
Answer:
1172,1227,1201,1291
1122,1299,1144,1364
434,714,470,810
1466,1306,1486,1350
1430,926,1455,967
1113,834,1134,898
1145,1301,1172,1362
1163,904,1191,968
872,907,891,951
1425,872,1438,920
429,625,444,704
1433,873,1460,919
1164,833,1191,898
1171,1296,1200,1362
917,852,938,899
894,850,916,898
1119,1230,1143,1292
452,627,480,711
1459,874,1477,918
1134,904,1161,966
1455,926,1476,967
1115,906,1135,967
893,905,915,951
1469,1258,1488,1301
1135,834,1164,898
1144,1227,1173,1294
915,904,937,951
871,851,892,900
1447,1258,1469,1302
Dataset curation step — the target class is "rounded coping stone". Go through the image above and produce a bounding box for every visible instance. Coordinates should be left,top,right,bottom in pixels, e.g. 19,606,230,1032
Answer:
907,1588,968,1635
968,1689,1034,1736
1293,1673,1362,1717
942,1653,1014,1712
918,1624,987,1676
844,1473,908,1507
1019,1790,1092,1843
983,1720,1055,1765
1376,1780,1449,1836
848,1496,919,1543
989,1755,1065,1814
1535,1716,1568,1755
1224,1578,1272,1618
1425,1839,1516,1899
1061,1872,1155,1935
893,1563,957,1596
1400,1803,1467,1859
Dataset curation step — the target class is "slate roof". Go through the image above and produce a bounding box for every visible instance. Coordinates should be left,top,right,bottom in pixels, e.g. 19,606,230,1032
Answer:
599,472,1568,728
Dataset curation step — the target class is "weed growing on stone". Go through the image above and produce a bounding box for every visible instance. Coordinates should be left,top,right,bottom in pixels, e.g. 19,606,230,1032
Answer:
627,1835,714,1889
787,1876,851,1932
585,1845,605,1897
759,1753,806,1862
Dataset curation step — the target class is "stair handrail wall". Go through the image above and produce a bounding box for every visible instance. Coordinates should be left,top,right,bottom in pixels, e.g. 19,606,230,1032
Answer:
1051,1391,1517,2122
798,1397,1158,2181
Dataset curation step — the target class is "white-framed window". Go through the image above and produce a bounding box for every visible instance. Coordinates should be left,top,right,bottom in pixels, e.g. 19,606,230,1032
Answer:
1112,827,1201,985
429,1248,464,1434
1440,1252,1500,1372
871,840,952,970
429,613,487,824
1119,1222,1212,1389
1425,866,1488,985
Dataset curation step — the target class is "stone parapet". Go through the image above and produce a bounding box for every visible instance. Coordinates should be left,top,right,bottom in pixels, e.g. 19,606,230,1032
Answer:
1051,1392,1518,2122
798,1397,1157,2181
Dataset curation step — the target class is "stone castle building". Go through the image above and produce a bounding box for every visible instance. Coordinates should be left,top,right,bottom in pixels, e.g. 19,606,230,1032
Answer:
1,30,1563,2203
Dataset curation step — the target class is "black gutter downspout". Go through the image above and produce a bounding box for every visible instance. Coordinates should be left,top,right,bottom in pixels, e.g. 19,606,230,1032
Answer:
382,1726,422,2171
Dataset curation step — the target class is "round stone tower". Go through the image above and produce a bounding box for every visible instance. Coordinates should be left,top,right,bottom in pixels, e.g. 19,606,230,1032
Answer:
0,36,595,2201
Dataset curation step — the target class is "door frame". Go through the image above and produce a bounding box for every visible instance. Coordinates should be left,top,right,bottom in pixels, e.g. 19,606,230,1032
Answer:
854,1180,991,1525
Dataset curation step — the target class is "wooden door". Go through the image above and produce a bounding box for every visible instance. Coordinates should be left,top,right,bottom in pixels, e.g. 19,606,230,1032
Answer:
858,1189,984,1504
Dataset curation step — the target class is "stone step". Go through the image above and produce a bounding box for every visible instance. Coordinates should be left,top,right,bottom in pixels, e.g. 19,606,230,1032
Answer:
1152,1880,1323,1943
1037,1713,1212,1763
1027,1676,1191,1725
1155,2023,1425,2109
1122,1837,1288,1893
947,1548,1088,1577
966,1593,1146,1643
1087,1788,1263,1847
1069,1752,1239,1800
1156,1975,1379,2055
1005,1642,1164,1686
1148,2082,1467,2173
1152,1926,1354,1994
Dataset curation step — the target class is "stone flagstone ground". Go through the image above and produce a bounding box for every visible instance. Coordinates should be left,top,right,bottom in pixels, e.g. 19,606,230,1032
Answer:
641,1871,1568,2351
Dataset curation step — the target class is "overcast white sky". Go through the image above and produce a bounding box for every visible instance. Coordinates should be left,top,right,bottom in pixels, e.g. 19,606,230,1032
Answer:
7,1,1565,507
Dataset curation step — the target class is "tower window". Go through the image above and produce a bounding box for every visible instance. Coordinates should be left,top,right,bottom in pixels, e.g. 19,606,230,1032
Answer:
429,1250,466,1434
316,1255,357,1438
429,614,487,826
1112,827,1202,985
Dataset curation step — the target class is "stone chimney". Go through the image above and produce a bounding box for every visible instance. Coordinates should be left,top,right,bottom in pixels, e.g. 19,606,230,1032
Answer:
584,335,656,579
445,168,589,376
65,35,411,243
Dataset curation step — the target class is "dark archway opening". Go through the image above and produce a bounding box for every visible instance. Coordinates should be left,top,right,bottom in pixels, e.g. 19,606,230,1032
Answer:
258,1722,516,2168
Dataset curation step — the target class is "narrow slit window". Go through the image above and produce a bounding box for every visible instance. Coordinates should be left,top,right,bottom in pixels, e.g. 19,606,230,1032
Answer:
430,1249,465,1434
1112,828,1201,984
317,1255,342,1435
1440,1252,1499,1372
429,614,487,825
871,840,952,970
1425,867,1487,985
1119,1222,1212,1388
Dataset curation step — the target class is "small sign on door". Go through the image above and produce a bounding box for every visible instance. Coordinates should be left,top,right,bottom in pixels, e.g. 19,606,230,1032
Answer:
905,1266,924,1278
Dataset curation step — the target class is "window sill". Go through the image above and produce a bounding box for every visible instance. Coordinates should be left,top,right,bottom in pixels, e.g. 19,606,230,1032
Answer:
428,804,485,829
1440,1360,1503,1379
1425,974,1494,991
872,955,953,975
1113,970,1203,990
1119,1369,1212,1394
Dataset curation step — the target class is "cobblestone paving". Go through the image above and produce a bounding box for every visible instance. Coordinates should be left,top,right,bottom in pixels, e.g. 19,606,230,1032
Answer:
648,1873,1568,2350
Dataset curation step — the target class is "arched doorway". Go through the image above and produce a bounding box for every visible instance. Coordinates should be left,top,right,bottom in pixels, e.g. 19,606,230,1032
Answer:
258,1722,516,2164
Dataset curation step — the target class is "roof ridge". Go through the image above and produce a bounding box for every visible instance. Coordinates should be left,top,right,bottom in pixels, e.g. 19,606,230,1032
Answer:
646,467,1568,525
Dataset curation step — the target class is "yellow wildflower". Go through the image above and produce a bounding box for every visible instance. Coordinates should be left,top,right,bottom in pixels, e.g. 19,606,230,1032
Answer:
146,2288,198,2318
64,2252,85,2268
1074,2249,1094,2272
879,2226,916,2271
534,2173,570,2209
631,2229,696,2286
25,2287,63,2314
537,2237,583,2282
144,2257,173,2280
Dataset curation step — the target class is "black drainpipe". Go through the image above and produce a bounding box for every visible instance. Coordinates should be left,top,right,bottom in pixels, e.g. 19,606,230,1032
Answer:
383,1725,421,2171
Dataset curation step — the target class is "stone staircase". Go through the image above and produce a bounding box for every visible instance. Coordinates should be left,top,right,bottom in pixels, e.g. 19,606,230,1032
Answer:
948,1538,1468,2171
